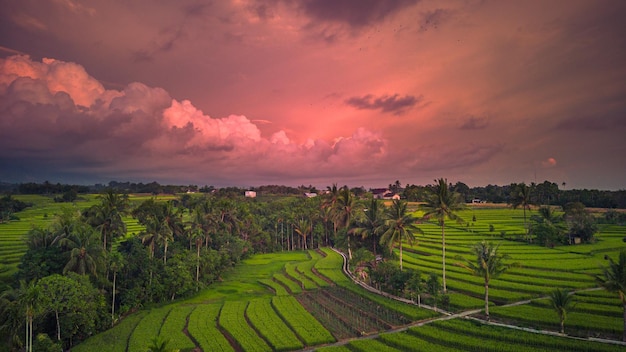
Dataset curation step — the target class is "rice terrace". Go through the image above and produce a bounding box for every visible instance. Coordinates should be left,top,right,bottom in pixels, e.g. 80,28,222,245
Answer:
1,181,626,351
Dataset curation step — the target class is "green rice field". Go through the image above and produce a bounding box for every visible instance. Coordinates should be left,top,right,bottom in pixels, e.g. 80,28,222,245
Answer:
3,200,626,350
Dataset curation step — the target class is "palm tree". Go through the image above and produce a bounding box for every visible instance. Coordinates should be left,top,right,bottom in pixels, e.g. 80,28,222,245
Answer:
457,241,513,320
596,250,626,342
335,187,358,259
59,224,104,276
510,183,532,241
294,218,311,250
531,206,566,247
50,208,82,240
350,197,384,255
139,219,160,285
140,220,159,260
549,288,574,334
93,188,129,251
25,226,58,249
2,280,40,352
323,184,340,244
421,178,465,293
109,250,125,326
380,200,423,271
158,222,175,265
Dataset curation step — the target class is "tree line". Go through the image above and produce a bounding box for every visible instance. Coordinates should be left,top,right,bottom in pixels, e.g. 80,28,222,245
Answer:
403,180,626,208
4,179,626,208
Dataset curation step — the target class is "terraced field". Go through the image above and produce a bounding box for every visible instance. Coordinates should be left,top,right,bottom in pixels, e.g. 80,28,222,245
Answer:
74,248,430,351
399,207,626,341
0,195,99,282
0,193,170,284
6,202,626,350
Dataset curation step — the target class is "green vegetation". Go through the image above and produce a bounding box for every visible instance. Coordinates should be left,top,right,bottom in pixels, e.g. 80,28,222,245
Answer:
271,295,335,345
219,300,271,352
187,303,233,352
246,298,303,351
2,182,626,351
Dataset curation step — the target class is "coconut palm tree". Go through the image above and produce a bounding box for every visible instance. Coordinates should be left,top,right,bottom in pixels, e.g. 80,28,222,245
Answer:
457,241,513,320
596,250,626,341
93,188,129,251
421,178,465,293
25,226,58,249
59,224,104,277
158,222,175,265
380,199,423,271
294,218,311,250
350,197,384,255
323,184,340,244
531,206,566,246
0,280,40,352
140,220,159,260
335,187,359,259
510,183,533,241
108,250,125,326
549,288,574,334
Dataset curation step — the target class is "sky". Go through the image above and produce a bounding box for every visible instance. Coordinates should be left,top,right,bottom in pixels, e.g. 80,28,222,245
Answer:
0,0,625,190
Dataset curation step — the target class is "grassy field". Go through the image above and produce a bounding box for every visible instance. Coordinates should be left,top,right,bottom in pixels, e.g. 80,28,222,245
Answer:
0,194,99,283
0,193,171,284
3,200,626,350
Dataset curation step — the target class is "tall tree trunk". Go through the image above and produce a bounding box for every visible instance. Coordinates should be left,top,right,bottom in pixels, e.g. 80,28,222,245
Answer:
111,271,116,327
164,240,168,264
347,236,352,260
484,280,489,320
55,310,61,341
442,222,447,293
523,207,529,242
399,241,403,271
29,315,33,352
196,243,200,291
25,312,29,352
560,316,565,334
622,300,626,342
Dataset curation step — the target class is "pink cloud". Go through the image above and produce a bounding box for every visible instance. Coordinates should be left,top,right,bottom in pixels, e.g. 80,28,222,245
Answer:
542,157,557,168
0,55,396,185
0,55,105,107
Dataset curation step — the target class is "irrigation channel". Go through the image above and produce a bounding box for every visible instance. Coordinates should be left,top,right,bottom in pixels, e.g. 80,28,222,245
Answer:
299,248,626,351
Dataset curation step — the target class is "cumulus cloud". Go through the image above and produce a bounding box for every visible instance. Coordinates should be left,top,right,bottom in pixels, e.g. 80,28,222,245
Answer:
0,55,390,185
345,93,422,115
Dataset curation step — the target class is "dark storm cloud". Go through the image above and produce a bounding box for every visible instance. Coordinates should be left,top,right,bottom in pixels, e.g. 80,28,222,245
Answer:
345,94,422,115
406,143,504,172
297,0,420,28
459,115,489,130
